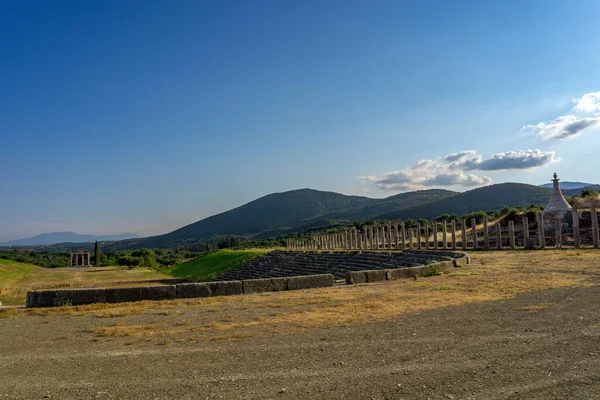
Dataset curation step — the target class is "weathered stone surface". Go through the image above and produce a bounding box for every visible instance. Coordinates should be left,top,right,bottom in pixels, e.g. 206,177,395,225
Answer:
242,278,275,294
286,274,334,290
270,277,287,291
345,271,367,284
364,270,388,282
105,285,176,304
26,288,107,308
453,257,468,267
439,260,455,270
387,267,417,280
524,238,536,250
207,281,243,296
176,283,211,299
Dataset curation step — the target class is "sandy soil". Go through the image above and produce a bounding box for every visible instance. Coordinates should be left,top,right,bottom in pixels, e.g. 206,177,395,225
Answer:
1,251,599,399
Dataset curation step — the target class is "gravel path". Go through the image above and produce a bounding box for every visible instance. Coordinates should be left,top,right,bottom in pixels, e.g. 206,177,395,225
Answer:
1,285,599,399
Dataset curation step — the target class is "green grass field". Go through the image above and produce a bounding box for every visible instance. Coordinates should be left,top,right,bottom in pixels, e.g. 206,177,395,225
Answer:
0,258,170,306
167,249,270,281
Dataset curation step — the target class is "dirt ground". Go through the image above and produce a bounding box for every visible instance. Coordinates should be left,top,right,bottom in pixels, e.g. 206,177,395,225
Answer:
1,251,599,399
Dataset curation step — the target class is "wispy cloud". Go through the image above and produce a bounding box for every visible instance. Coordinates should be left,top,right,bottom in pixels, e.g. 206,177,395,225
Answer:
359,149,558,191
522,91,600,140
522,115,600,140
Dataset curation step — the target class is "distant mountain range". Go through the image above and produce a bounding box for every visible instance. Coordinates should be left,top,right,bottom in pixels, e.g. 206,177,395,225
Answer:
0,232,141,247
101,183,600,250
538,181,595,190
8,182,600,251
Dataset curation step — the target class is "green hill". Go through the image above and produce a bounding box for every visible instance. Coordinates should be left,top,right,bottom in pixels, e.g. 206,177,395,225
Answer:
117,188,454,249
372,183,552,221
72,183,589,251
167,249,268,281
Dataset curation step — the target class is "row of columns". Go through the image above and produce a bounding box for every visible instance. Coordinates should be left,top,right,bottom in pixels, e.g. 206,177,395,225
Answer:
286,211,600,251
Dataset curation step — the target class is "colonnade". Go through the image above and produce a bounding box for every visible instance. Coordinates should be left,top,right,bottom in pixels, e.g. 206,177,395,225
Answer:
285,212,600,251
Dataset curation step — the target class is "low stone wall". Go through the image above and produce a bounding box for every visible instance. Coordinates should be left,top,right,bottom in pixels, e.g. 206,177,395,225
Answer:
347,257,461,285
105,285,176,303
345,271,367,284
242,277,287,294
176,283,211,299
26,288,107,308
207,281,243,296
286,274,334,290
364,270,387,282
26,274,335,308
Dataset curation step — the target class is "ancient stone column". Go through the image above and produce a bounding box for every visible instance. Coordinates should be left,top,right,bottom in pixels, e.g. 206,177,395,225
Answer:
462,219,468,250
572,208,580,248
483,217,489,250
555,217,562,249
451,219,457,250
424,224,429,249
471,218,477,249
371,226,377,250
381,225,392,249
433,222,438,250
496,222,502,249
442,220,448,250
417,223,422,249
537,213,545,249
408,228,413,249
380,225,385,249
523,217,529,244
401,224,406,250
369,226,374,249
509,220,515,249
592,206,599,249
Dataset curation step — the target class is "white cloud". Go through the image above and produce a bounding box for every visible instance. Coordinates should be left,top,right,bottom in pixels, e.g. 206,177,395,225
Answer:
359,149,558,192
522,91,600,140
573,91,600,114
464,149,560,171
522,114,600,140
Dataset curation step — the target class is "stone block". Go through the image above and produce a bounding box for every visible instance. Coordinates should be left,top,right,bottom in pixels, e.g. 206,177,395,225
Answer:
26,288,107,308
207,281,243,296
270,277,287,291
242,278,275,294
286,274,334,290
345,271,367,284
386,267,416,280
105,285,176,304
453,257,468,267
364,270,388,282
176,283,211,299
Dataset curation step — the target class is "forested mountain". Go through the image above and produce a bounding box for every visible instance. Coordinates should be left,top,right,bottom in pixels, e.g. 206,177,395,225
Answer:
372,183,553,221
115,188,455,249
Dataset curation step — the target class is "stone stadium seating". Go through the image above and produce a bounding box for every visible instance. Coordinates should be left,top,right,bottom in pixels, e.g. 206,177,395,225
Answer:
217,250,463,281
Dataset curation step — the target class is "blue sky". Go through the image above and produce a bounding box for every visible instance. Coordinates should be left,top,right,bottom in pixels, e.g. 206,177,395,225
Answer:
2,0,600,241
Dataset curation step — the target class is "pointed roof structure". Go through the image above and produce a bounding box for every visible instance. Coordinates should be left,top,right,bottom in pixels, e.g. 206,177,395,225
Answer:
543,173,572,214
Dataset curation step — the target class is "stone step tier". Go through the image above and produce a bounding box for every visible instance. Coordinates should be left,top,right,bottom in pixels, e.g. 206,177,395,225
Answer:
216,250,465,281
